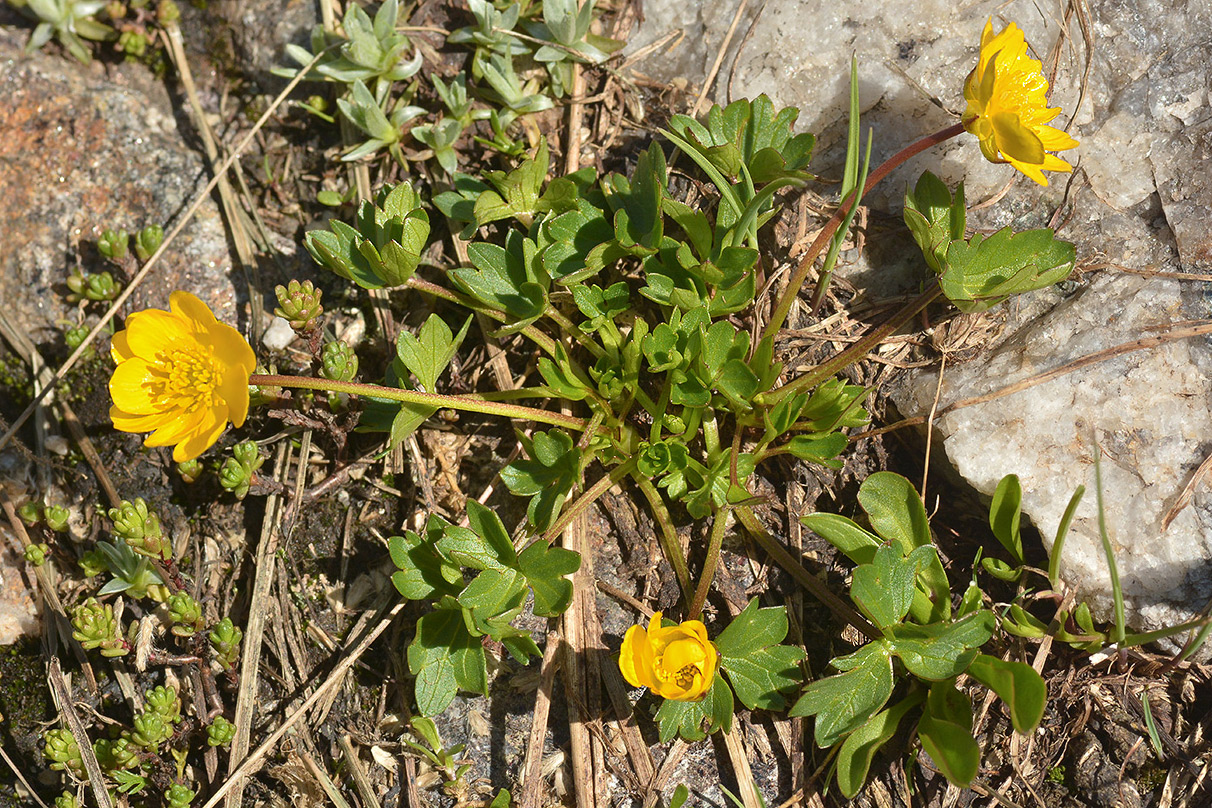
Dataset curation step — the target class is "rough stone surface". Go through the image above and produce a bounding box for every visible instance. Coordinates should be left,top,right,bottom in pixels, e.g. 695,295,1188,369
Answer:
0,540,39,645
0,24,240,339
208,0,319,91
633,1,1212,649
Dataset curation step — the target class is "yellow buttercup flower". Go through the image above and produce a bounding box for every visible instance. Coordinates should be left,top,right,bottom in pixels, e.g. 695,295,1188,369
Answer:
109,291,256,462
619,612,718,701
963,19,1079,186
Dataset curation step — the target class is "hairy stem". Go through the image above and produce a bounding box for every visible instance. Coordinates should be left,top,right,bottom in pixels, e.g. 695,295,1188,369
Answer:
633,475,694,604
543,458,638,544
763,121,965,340
688,506,730,620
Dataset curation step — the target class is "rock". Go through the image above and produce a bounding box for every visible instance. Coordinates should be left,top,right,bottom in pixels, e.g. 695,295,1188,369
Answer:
205,0,319,92
261,316,296,351
0,536,39,644
0,25,240,344
634,0,1212,650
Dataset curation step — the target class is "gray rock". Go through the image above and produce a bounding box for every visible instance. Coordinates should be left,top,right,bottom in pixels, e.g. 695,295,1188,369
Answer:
0,25,240,340
634,1,1212,651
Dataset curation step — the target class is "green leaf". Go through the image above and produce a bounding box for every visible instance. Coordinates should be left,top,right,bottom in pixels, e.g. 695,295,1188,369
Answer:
465,500,518,567
989,474,1024,566
857,472,931,553
473,138,551,226
408,607,487,715
800,513,880,565
517,540,581,617
886,610,995,680
967,654,1047,734
655,676,734,742
670,784,690,808
917,709,980,787
940,227,1076,313
715,598,789,658
499,430,581,531
722,645,804,711
851,545,936,630
784,432,849,468
790,641,894,748
396,314,473,393
835,692,924,798
438,524,511,571
458,568,528,635
453,230,550,330
903,171,965,274
388,529,463,601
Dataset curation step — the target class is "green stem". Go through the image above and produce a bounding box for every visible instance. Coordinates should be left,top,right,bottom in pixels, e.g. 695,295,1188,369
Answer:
633,475,694,604
688,506,730,620
405,276,560,357
543,458,638,543
735,505,879,641
545,305,606,360
251,374,592,432
769,281,943,403
763,121,965,341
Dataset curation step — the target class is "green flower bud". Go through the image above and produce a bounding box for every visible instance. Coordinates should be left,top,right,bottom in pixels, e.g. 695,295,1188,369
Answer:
17,501,41,525
134,224,164,261
71,597,128,657
662,413,687,435
273,279,324,332
98,228,130,260
117,30,147,57
105,2,126,20
78,549,106,578
220,440,263,500
24,543,50,566
165,784,196,808
45,505,70,532
108,498,170,561
93,737,140,771
320,340,358,382
43,728,84,777
209,618,243,671
175,458,203,484
68,269,121,303
156,0,180,25
167,591,203,637
128,710,170,752
145,685,182,724
207,715,235,747
305,95,328,114
63,324,96,360
55,791,83,808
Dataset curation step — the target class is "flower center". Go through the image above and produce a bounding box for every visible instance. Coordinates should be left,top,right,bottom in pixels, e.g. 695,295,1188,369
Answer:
156,344,220,404
673,664,700,689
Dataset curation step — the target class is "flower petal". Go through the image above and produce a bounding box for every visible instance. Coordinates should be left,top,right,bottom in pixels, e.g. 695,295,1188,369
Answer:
170,291,219,333
109,358,166,415
171,404,228,462
991,111,1046,164
124,308,194,359
619,624,655,690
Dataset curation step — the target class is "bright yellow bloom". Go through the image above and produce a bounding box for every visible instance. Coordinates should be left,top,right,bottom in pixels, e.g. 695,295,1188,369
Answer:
963,19,1079,186
619,612,718,701
109,291,256,462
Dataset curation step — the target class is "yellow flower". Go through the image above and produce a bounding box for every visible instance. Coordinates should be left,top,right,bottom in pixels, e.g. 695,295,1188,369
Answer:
963,19,1079,186
109,291,256,462
619,612,718,701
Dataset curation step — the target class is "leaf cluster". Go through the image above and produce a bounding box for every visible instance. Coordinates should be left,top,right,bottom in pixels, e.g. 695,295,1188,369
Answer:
793,472,1047,797
389,500,581,716
905,171,1075,312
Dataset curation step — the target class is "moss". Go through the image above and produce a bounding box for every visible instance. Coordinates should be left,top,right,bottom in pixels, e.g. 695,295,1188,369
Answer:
0,638,52,785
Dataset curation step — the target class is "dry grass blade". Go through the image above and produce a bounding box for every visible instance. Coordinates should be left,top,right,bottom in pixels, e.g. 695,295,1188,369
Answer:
224,442,291,808
722,724,763,808
690,0,750,118
520,631,563,808
0,47,329,457
47,656,114,808
561,510,602,808
198,602,404,808
339,734,384,808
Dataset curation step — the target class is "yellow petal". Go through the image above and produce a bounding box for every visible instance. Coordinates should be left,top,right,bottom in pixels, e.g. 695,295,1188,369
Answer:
172,405,228,462
1036,125,1080,152
619,624,655,690
110,406,175,433
124,308,194,359
170,290,219,333
109,358,165,415
110,330,135,363
991,111,1046,164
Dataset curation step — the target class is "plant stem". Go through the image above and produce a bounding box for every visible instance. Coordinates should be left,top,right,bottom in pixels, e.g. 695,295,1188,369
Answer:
735,505,880,641
763,121,965,341
405,276,560,356
250,374,592,432
542,458,638,544
769,281,943,403
633,475,694,604
688,506,730,620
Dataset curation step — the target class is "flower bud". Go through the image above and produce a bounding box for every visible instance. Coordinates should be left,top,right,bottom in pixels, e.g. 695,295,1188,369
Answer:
207,715,236,747
43,729,84,777
44,504,70,532
175,458,203,484
97,228,130,260
109,498,171,561
209,617,243,670
135,224,164,260
146,685,182,724
129,710,170,751
167,591,203,637
24,543,50,566
165,784,196,808
71,597,128,658
320,340,358,382
273,279,324,332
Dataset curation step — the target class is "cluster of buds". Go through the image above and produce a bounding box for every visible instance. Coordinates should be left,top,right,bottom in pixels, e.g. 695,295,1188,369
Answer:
71,597,129,657
116,29,147,57
63,324,96,359
127,708,171,752
24,543,51,566
320,340,359,382
134,224,164,261
219,440,264,500
66,267,121,303
45,504,70,532
175,458,203,484
273,279,324,333
165,784,196,808
145,685,182,726
207,715,236,747
108,498,171,561
209,617,243,671
166,591,203,637
92,736,140,772
55,792,83,808
97,228,130,261
43,728,84,778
